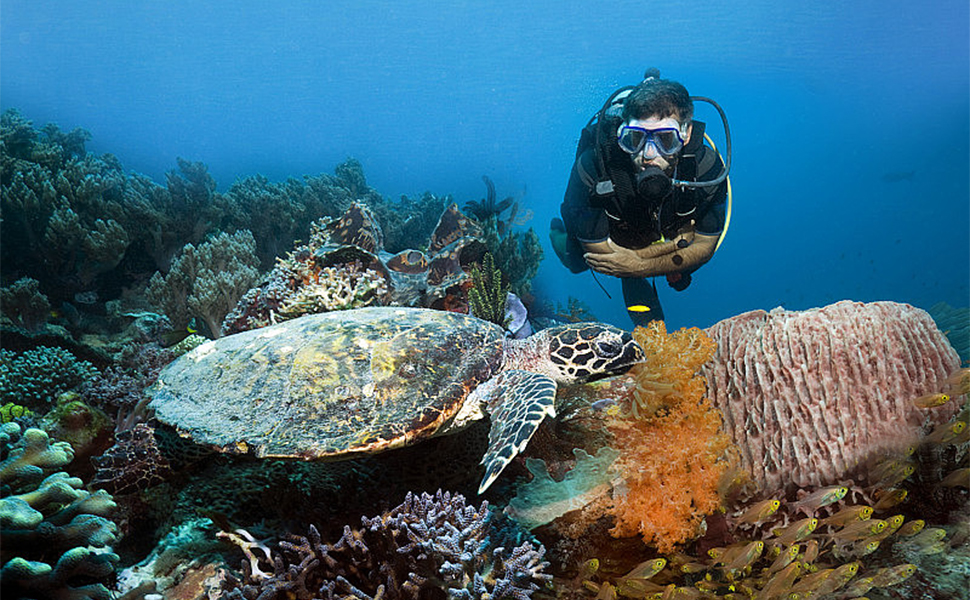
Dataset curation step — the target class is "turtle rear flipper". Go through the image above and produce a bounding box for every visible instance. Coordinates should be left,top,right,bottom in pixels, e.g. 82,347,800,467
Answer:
478,369,557,494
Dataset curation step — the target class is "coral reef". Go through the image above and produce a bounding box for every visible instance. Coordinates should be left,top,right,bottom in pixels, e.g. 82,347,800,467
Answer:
0,423,119,599
462,176,541,298
0,346,99,411
146,230,261,337
219,490,551,599
503,323,728,557
219,159,383,270
1,109,162,300
223,202,487,334
0,277,51,331
702,300,964,495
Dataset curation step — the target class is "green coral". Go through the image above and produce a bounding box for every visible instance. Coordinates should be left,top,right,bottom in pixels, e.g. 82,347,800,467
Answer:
0,423,119,600
468,253,510,327
0,347,99,411
146,230,261,337
481,220,543,298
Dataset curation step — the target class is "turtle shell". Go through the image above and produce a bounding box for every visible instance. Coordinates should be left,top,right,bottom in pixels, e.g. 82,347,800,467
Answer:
150,307,505,459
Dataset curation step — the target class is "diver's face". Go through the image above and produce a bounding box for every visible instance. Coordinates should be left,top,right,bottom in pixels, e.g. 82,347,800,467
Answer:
624,115,692,172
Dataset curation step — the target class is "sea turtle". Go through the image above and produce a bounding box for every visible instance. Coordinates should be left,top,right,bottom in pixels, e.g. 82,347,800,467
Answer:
149,306,644,493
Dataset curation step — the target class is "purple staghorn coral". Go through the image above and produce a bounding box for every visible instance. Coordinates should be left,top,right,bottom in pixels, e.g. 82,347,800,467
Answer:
220,490,551,600
702,300,963,496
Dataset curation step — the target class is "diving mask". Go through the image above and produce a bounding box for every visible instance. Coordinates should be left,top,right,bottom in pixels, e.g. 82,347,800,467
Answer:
617,124,685,157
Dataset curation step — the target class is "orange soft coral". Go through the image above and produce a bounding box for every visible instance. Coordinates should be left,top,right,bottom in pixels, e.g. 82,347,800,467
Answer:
604,322,731,553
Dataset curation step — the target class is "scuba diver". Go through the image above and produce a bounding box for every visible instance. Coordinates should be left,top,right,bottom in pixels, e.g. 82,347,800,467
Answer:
550,68,732,325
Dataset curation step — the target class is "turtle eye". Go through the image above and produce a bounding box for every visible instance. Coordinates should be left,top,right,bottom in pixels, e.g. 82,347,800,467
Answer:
594,333,623,357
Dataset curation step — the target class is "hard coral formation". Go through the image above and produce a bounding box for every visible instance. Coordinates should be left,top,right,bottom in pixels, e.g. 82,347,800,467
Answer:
603,322,730,553
0,423,119,600
702,300,964,495
220,490,551,599
0,346,99,411
223,202,488,334
0,277,52,331
146,230,261,337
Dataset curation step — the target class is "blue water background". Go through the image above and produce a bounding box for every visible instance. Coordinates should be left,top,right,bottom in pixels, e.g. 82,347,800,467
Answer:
3,1,968,330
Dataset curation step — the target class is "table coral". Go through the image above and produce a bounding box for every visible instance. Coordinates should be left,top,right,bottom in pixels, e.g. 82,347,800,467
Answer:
0,423,119,599
702,301,963,495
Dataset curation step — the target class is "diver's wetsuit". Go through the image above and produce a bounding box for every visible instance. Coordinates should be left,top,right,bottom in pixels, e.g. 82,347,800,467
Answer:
553,126,727,326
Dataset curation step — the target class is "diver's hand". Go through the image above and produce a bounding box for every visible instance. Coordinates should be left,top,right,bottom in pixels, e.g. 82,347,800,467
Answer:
583,239,656,277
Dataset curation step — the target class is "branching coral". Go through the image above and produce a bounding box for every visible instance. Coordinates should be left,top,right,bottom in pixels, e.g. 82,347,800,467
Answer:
146,230,261,337
0,423,119,600
602,322,730,554
0,346,99,411
219,490,552,599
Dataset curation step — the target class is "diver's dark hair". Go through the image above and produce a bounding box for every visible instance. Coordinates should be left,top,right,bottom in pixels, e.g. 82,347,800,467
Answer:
622,74,693,124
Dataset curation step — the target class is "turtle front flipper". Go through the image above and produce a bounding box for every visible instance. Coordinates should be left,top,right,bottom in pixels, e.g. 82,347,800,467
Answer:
478,369,557,494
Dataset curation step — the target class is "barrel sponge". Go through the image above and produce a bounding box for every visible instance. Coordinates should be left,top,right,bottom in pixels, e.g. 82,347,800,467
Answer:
0,424,119,599
702,300,963,495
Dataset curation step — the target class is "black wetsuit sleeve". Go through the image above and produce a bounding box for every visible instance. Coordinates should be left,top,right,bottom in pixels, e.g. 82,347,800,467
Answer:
693,145,728,236
560,150,610,243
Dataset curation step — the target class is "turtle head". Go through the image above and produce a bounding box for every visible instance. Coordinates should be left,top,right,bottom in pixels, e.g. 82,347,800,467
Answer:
543,323,645,383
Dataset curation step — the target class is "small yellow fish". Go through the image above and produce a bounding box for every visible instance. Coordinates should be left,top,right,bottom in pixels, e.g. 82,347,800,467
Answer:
721,541,764,576
821,505,874,527
876,462,916,487
844,538,881,558
772,518,818,544
758,562,802,600
924,420,967,444
841,575,876,597
941,467,970,489
953,422,970,445
812,561,861,596
869,563,917,588
901,527,947,552
737,498,781,524
791,486,848,515
621,558,667,580
896,519,925,537
913,392,951,408
872,489,907,511
945,367,970,395
830,519,887,541
766,544,800,573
